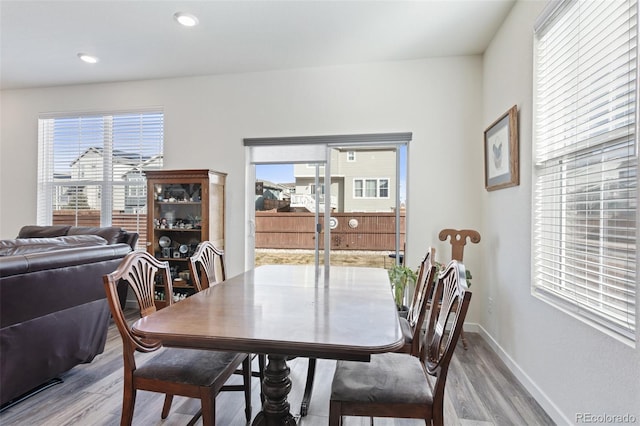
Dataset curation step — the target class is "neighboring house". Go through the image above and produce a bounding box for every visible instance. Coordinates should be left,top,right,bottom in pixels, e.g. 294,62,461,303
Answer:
52,172,72,210
57,147,162,213
255,180,292,210
292,147,396,213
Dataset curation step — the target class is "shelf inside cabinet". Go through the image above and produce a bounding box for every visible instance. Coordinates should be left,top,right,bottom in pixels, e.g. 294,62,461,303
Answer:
153,228,201,232
172,280,193,289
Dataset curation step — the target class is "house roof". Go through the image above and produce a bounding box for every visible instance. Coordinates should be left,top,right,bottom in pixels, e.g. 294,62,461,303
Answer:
70,147,155,168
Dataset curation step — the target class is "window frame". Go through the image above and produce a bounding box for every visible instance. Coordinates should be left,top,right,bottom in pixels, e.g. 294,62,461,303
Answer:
37,110,164,248
353,177,391,199
532,0,638,343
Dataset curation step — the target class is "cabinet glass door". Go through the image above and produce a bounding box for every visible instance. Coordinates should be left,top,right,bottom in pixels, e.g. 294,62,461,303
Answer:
151,182,203,303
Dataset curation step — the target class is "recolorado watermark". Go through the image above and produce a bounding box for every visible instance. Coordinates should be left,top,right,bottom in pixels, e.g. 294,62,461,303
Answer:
576,413,637,424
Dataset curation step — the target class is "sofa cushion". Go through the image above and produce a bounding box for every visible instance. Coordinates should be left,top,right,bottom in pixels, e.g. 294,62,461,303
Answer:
17,225,71,238
0,235,108,256
66,226,126,245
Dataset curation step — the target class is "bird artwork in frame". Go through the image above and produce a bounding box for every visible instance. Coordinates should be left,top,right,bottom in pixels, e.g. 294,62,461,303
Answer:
484,105,519,191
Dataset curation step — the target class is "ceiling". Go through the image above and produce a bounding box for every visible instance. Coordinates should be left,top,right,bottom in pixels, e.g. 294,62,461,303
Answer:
0,0,515,90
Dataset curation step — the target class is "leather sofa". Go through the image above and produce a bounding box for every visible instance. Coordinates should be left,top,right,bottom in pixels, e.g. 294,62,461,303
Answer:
0,225,138,407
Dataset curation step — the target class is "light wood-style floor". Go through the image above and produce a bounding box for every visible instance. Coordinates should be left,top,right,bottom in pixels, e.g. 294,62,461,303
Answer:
0,310,554,425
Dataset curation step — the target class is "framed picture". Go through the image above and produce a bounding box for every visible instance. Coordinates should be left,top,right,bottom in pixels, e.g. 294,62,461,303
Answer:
484,105,519,191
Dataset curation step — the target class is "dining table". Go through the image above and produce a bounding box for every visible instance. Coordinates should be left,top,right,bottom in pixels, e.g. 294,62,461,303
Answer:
131,264,404,425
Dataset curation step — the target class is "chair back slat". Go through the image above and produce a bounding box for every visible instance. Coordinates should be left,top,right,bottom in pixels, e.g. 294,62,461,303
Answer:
103,251,172,360
406,247,437,329
422,259,472,377
189,241,226,291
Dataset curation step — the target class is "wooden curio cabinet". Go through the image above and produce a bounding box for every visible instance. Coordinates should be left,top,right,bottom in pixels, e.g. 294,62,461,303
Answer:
145,169,226,308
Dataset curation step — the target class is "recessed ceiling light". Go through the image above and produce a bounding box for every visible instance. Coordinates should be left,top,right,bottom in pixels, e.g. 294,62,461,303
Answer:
77,53,98,64
174,12,199,27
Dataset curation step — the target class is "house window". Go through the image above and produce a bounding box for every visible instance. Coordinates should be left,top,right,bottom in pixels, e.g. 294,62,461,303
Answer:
347,151,356,162
310,184,325,195
533,0,637,341
354,180,363,198
38,111,164,248
354,178,390,199
379,179,389,198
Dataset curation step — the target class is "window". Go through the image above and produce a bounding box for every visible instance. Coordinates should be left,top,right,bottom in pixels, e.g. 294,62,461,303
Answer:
347,151,356,162
354,179,363,197
354,178,390,198
379,179,389,198
533,0,637,341
38,111,164,248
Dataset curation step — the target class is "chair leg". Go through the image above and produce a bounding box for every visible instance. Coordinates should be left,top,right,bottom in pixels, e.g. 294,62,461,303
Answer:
161,394,174,419
461,329,468,350
300,358,316,416
121,385,136,426
328,401,341,426
258,353,266,404
200,391,215,426
242,356,252,422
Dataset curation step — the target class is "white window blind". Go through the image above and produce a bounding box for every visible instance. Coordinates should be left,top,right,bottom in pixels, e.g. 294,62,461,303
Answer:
38,111,164,248
533,0,637,340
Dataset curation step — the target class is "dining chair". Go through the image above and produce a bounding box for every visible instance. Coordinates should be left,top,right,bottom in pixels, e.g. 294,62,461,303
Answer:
188,242,272,401
103,250,252,425
189,241,318,415
329,259,472,426
188,240,227,291
398,247,437,357
438,228,480,349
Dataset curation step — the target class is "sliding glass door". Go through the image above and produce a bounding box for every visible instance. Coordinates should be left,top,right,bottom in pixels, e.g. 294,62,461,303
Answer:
246,134,410,271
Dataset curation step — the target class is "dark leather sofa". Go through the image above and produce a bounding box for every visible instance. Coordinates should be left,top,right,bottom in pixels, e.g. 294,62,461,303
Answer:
0,225,138,407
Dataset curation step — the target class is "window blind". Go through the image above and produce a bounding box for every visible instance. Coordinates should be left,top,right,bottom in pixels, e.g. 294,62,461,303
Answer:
38,111,164,248
533,0,637,340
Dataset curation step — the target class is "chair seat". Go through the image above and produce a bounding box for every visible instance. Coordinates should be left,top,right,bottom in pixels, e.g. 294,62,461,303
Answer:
331,352,432,404
399,316,413,343
136,347,246,387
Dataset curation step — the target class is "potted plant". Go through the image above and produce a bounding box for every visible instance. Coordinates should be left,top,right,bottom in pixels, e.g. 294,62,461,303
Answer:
387,264,418,315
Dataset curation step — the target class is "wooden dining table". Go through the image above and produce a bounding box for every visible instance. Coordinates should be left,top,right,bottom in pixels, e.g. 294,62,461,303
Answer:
132,264,404,425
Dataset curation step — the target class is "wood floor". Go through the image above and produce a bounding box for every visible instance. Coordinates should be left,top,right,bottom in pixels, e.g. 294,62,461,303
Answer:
0,310,554,426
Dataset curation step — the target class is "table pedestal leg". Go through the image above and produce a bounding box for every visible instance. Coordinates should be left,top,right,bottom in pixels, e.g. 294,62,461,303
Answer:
252,354,296,426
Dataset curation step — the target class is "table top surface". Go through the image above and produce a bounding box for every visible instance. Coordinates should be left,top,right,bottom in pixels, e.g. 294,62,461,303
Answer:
132,264,404,360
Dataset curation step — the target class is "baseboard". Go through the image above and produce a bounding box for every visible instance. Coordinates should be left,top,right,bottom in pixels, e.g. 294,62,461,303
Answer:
465,322,570,425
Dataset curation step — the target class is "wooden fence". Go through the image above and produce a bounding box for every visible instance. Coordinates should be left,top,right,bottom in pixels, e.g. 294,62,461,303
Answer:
255,211,405,250
53,210,405,251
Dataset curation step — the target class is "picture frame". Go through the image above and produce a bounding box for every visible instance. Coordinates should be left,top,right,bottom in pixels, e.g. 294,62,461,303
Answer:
484,105,519,191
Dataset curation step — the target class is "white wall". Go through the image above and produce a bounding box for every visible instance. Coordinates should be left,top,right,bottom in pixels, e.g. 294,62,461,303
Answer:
2,4,638,421
482,1,640,423
0,57,484,297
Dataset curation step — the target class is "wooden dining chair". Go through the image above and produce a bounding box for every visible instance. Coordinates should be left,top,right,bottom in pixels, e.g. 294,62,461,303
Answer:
188,242,267,401
329,259,472,426
438,228,480,349
398,247,437,357
189,241,319,417
188,240,227,291
103,250,252,426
